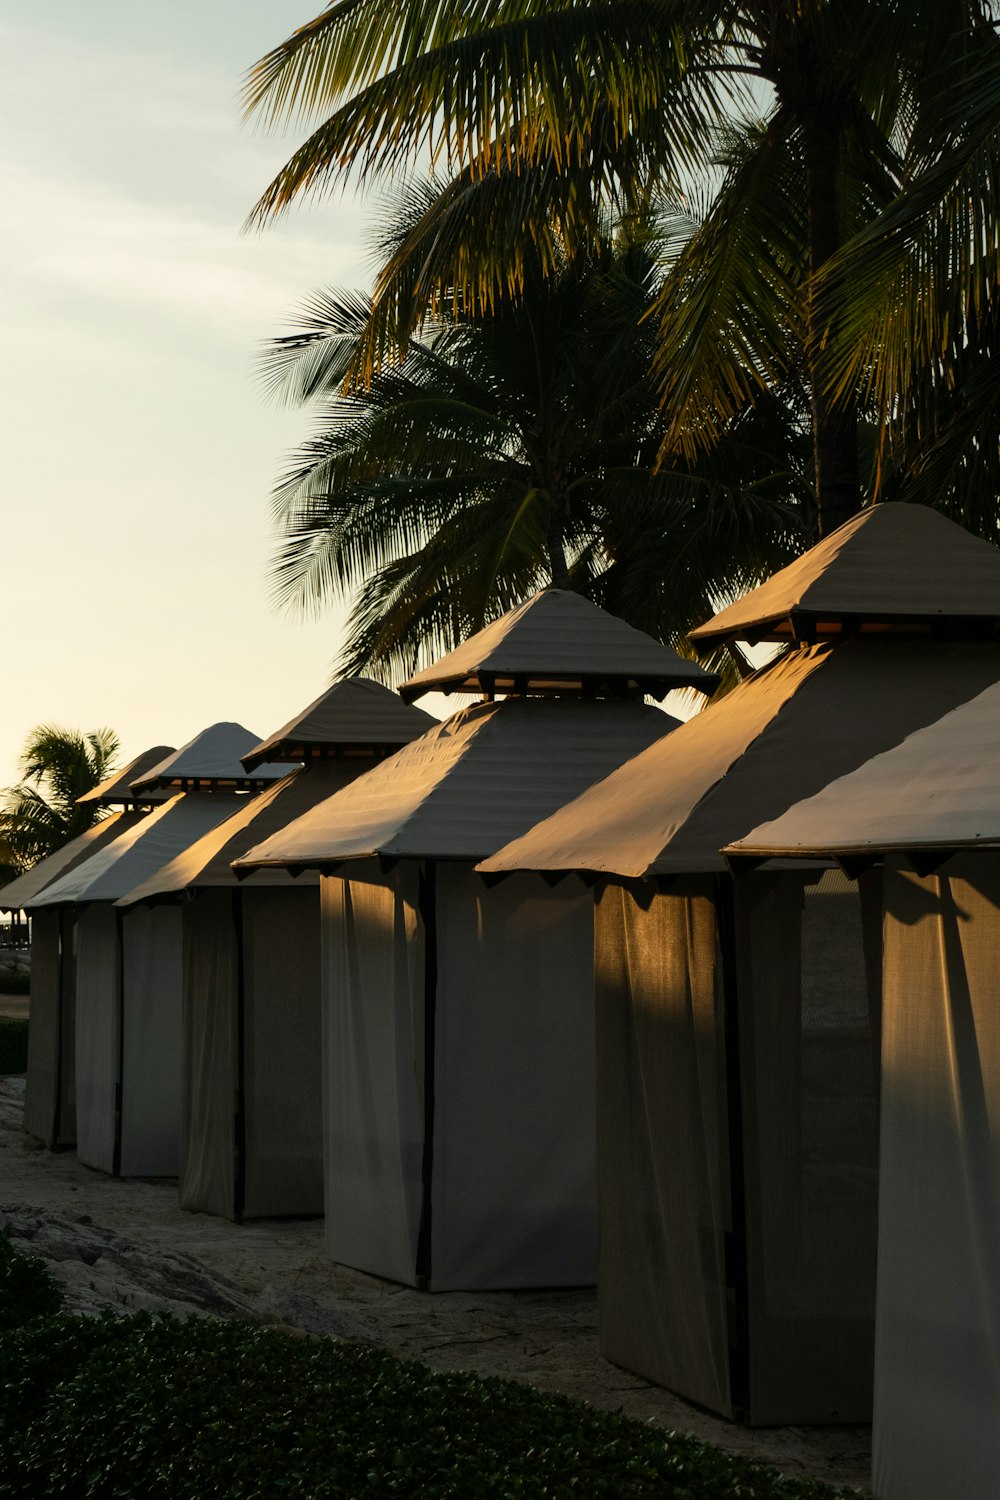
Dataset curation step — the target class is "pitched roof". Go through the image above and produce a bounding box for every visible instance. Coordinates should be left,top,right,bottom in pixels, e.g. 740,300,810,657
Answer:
130,723,288,793
27,793,249,908
690,503,1000,648
725,681,1000,860
0,809,148,912
398,589,717,702
242,678,437,770
76,746,175,807
119,761,361,902
234,697,680,870
479,638,1000,879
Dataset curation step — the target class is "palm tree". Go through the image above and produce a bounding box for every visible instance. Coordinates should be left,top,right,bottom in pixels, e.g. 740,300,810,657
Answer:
813,21,1000,533
263,186,807,683
0,725,120,870
243,0,994,537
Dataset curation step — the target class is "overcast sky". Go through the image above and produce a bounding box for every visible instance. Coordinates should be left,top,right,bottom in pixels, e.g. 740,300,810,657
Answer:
0,2,387,787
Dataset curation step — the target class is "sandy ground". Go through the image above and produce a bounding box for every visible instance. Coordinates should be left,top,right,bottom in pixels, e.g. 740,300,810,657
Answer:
0,1074,871,1495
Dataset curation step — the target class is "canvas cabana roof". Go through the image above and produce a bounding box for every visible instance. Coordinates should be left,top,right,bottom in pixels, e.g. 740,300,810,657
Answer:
725,680,1000,863
131,723,287,793
0,810,148,913
118,762,362,903
242,678,436,770
398,589,717,702
478,637,1000,880
234,697,680,872
76,746,175,807
689,503,1000,649
26,792,248,909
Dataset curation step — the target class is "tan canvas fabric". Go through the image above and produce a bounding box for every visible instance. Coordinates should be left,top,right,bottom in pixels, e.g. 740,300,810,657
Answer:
400,588,717,700
690,503,1000,646
131,723,287,792
119,905,183,1176
735,870,879,1424
243,678,436,768
236,698,680,871
76,747,174,806
321,862,598,1291
321,867,426,1285
179,889,239,1217
429,866,596,1290
120,764,354,903
482,639,1000,878
0,809,146,912
32,794,248,907
594,881,732,1415
593,870,881,1425
875,858,1000,1500
729,678,1000,859
22,910,62,1146
24,908,78,1150
74,905,120,1174
242,886,323,1218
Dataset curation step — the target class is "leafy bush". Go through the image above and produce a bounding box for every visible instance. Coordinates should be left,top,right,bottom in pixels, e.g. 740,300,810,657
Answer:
0,1233,62,1332
0,968,31,995
0,1307,860,1500
0,1019,28,1074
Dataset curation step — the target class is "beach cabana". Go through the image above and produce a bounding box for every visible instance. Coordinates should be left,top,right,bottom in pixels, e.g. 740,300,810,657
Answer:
236,589,715,1290
27,724,285,1177
0,746,173,1148
481,505,1000,1423
120,680,435,1221
727,682,1000,1499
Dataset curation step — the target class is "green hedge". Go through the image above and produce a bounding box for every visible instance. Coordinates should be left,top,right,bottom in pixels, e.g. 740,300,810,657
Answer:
0,1234,62,1331
0,968,31,995
0,1238,859,1500
0,1019,28,1075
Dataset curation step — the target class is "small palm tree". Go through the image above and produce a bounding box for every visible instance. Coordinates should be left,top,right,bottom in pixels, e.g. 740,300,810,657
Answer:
0,725,120,870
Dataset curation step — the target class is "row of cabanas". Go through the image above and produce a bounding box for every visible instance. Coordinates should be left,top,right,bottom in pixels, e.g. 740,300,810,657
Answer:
6,502,1000,1499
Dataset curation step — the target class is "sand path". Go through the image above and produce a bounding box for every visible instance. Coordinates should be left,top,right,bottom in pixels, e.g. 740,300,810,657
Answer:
0,1076,871,1495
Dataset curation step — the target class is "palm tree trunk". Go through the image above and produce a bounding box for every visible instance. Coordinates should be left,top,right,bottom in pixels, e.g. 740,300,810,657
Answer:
545,486,571,588
803,114,862,538
546,520,571,588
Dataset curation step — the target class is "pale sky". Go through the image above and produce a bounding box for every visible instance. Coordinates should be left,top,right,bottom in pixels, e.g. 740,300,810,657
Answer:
1,2,384,789
2,3,703,798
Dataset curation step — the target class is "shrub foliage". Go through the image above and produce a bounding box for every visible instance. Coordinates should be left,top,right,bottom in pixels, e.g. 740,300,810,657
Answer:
0,1018,28,1075
0,1239,858,1499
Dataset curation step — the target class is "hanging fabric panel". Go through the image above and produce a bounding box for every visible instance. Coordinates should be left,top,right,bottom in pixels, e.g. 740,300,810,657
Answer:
595,881,731,1417
430,867,596,1290
735,869,879,1425
875,857,1000,1500
74,905,120,1173
321,867,425,1285
242,886,323,1218
55,910,77,1147
23,909,61,1145
119,905,183,1177
179,889,238,1216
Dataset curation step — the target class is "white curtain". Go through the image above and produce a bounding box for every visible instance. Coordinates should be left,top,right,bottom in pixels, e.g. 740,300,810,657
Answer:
120,905,183,1176
23,909,61,1146
594,881,732,1417
430,866,596,1290
74,905,120,1173
735,869,879,1425
875,857,1000,1500
243,886,323,1217
321,866,426,1284
180,889,238,1215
